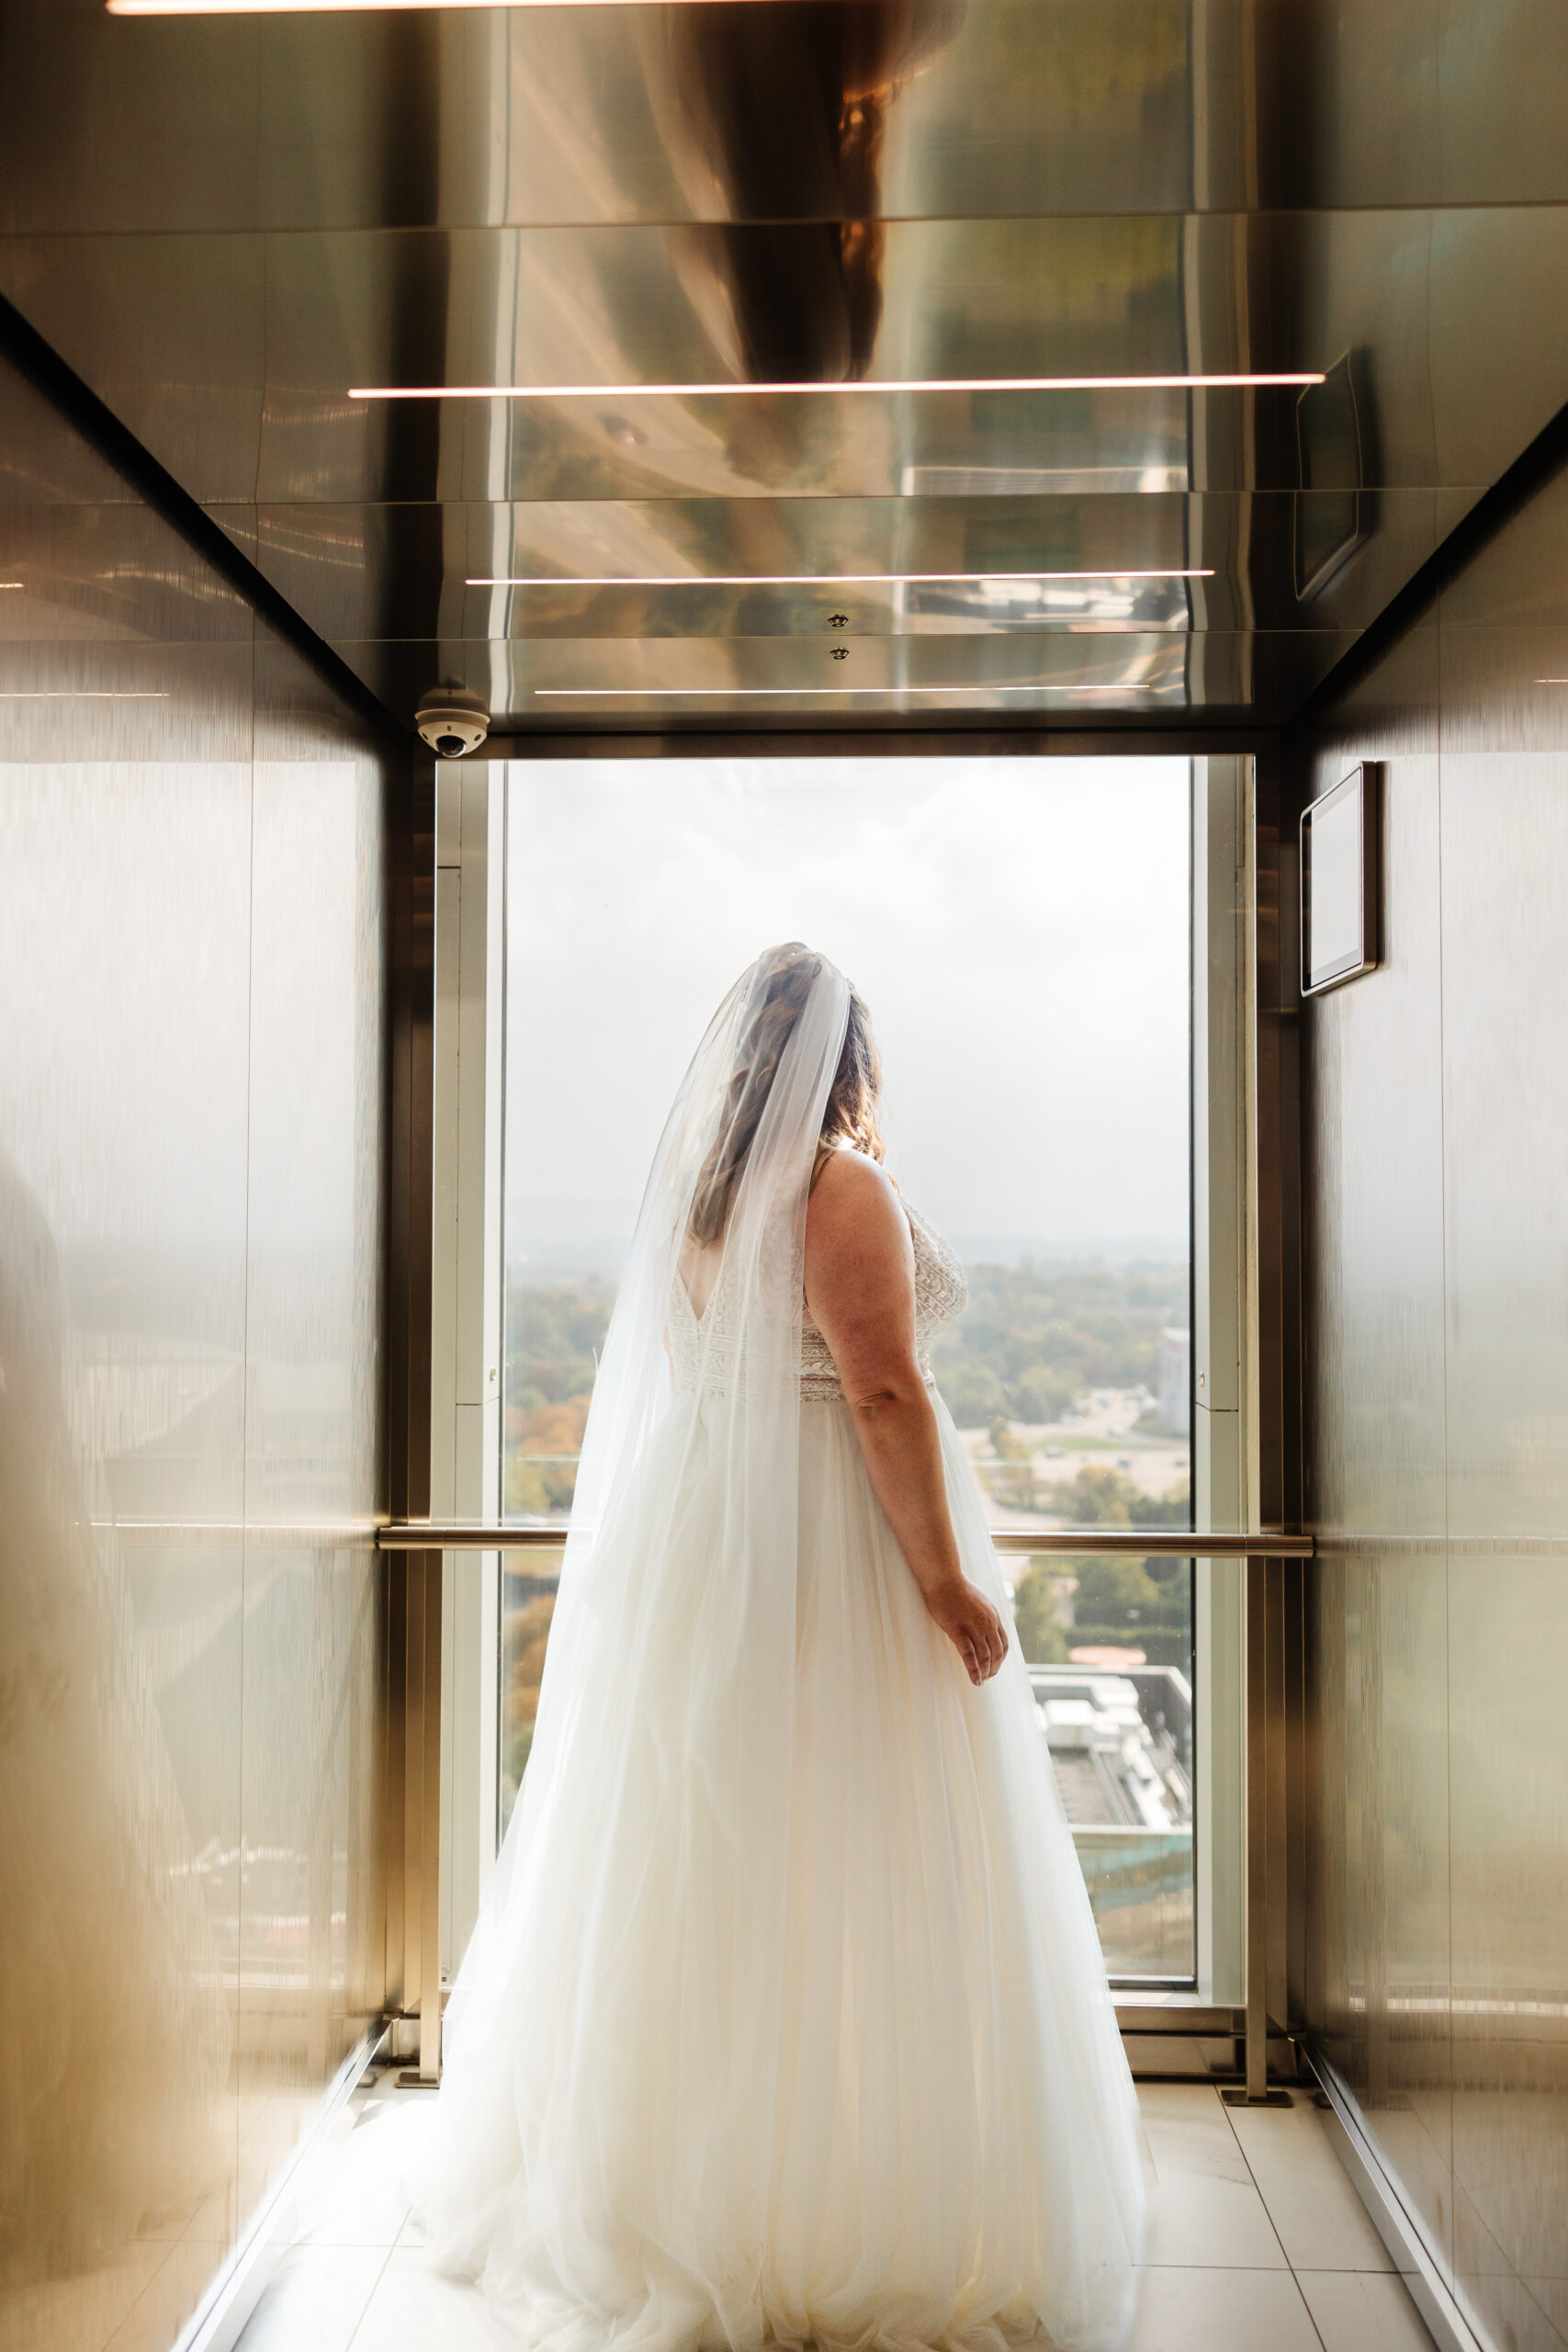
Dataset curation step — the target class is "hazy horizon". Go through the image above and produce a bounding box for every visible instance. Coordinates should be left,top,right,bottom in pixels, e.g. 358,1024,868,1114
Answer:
504,1194,1189,1279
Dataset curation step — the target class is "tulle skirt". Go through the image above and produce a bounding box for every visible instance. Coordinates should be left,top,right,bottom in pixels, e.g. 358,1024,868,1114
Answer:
412,1391,1146,2352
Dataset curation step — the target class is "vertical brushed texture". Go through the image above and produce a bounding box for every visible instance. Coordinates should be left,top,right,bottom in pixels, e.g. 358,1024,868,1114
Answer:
236,726,387,2216
1304,444,1568,2341
1438,676,1568,1544
1448,1550,1568,2352
1438,604,1568,2352
1303,626,1447,1543
1300,620,1453,2274
0,360,389,2349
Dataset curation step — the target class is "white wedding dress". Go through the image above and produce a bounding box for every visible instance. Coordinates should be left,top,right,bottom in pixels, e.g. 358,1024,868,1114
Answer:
412,955,1145,2352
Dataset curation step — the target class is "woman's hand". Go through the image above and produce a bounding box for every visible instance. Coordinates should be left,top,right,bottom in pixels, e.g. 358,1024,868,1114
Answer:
924,1576,1009,1686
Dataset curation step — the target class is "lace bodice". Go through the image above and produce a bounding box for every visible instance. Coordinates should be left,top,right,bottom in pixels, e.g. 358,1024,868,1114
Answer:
669,1199,967,1403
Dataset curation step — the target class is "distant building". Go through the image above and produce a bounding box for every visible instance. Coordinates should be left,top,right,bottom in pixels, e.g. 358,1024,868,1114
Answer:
1159,1328,1190,1437
1031,1666,1192,1830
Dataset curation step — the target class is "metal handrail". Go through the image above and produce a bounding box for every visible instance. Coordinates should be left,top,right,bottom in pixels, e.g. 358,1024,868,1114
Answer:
378,1521,1313,1556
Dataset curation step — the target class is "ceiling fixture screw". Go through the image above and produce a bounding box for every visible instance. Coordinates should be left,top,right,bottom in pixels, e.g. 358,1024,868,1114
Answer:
830,646,850,661
829,613,849,628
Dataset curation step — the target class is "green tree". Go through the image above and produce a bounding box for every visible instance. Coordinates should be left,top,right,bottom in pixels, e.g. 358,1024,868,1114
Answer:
506,1278,615,1405
930,1258,1189,1424
1055,1466,1139,1523
1073,1553,1160,1624
1067,1549,1193,1665
1008,1363,1079,1423
940,1361,1006,1428
1011,1560,1069,1663
1138,1480,1191,1529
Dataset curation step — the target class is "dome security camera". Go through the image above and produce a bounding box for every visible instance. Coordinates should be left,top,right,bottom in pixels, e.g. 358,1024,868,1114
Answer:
416,685,490,760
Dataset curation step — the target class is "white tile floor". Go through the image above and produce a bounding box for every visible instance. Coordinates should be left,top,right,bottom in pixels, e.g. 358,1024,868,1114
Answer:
231,2077,1439,2352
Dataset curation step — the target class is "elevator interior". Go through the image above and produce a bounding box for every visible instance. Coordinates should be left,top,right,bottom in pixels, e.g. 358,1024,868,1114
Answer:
3,5,1568,2352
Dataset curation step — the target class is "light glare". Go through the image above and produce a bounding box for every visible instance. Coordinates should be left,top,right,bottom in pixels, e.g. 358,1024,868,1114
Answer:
469,569,1212,588
532,684,1158,697
111,0,779,10
355,373,1321,401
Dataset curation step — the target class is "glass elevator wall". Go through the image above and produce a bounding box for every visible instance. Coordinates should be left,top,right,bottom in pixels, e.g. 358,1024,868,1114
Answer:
0,352,389,2352
498,754,1194,1982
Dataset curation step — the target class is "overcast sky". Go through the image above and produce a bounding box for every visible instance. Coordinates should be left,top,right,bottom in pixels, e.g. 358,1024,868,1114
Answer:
505,757,1190,1263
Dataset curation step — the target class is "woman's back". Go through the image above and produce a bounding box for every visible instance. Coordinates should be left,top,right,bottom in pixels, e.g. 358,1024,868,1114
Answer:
414,947,1145,2352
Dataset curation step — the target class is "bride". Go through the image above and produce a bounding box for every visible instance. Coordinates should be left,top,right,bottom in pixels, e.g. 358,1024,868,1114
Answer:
414,944,1145,2352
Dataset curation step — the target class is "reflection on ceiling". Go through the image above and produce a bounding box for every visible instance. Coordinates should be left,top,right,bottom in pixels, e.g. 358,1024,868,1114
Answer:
4,0,1568,733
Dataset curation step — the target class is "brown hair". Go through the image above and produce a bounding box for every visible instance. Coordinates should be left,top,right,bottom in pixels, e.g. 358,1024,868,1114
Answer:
687,944,885,1246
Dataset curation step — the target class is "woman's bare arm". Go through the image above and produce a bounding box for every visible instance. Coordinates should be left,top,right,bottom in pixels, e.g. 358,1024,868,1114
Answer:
805,1152,1007,1686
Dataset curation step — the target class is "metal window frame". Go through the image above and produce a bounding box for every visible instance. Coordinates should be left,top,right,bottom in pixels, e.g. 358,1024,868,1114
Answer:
431,766,506,1988
1193,752,1249,2012
409,741,1298,2086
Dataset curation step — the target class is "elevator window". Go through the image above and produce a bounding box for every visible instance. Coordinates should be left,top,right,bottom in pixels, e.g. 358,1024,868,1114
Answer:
499,756,1194,1984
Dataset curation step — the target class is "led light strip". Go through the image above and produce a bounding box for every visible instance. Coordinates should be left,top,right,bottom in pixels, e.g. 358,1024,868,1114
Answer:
0,689,170,698
469,568,1212,588
532,684,1159,697
355,373,1320,401
111,0,802,11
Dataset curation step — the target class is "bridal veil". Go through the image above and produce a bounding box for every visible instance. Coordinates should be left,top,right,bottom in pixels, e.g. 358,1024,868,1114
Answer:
412,944,1145,2352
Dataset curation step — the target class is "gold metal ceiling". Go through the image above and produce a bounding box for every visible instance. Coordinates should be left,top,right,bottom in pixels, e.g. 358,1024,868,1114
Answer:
3,0,1567,734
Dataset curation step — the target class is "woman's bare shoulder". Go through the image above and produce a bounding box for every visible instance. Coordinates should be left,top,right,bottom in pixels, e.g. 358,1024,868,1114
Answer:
812,1146,895,1201
807,1150,908,1246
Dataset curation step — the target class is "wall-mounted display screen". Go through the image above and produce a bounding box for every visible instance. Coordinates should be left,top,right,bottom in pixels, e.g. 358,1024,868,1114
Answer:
1301,763,1379,996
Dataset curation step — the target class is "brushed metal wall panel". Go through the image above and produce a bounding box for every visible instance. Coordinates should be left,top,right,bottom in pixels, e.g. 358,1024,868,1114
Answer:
9,0,1568,242
0,234,267,508
0,353,131,509
0,4,441,241
1256,0,1439,213
250,380,1202,510
0,503,255,645
1435,0,1568,208
0,185,1497,728
334,621,1354,728
467,0,1202,230
0,0,1179,233
6,3,1568,732
1438,471,1568,636
0,641,259,764
0,356,389,2352
1301,621,1452,2271
0,750,253,2347
1303,388,1568,2345
1314,1542,1455,2278
235,714,387,2219
1370,1542,1454,2280
1438,661,1568,1543
1428,208,1568,493
1303,628,1445,1538
0,0,265,239
13,0,1568,241
1439,684,1568,2346
1258,0,1568,212
1448,1549,1568,2352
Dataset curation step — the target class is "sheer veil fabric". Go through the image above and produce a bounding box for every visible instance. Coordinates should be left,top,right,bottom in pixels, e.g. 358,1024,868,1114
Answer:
412,947,1147,2352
